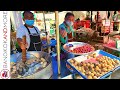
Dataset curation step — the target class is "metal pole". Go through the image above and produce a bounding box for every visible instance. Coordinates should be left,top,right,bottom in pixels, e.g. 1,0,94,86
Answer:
43,11,47,31
55,11,61,75
43,11,49,52
91,11,92,22
96,11,98,31
90,11,92,28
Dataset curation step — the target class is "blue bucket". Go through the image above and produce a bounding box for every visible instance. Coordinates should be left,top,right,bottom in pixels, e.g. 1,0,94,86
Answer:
50,39,56,46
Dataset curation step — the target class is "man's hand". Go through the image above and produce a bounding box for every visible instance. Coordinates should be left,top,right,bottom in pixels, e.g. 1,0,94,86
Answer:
22,56,27,62
60,28,67,37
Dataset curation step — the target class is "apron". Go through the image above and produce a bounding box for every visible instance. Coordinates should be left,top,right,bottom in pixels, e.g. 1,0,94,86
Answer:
24,25,41,51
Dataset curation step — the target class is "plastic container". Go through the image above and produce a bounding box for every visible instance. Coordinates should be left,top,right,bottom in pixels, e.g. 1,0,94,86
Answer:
50,39,56,46
10,52,20,63
80,20,85,27
85,20,90,28
50,29,55,36
42,40,48,48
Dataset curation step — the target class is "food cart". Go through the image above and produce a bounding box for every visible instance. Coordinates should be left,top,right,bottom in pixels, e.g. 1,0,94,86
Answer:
10,11,58,79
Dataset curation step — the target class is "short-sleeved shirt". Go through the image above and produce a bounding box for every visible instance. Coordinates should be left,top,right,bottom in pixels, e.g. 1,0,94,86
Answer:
16,25,40,49
59,22,74,51
114,14,120,22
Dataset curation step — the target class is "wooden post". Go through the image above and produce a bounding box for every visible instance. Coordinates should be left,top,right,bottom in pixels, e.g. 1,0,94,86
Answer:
55,11,61,75
43,11,47,32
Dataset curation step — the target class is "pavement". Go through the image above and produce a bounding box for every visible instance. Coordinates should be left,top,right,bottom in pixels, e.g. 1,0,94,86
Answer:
111,70,120,79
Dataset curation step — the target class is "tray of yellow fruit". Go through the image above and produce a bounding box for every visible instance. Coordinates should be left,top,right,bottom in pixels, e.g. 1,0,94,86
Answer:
67,50,120,79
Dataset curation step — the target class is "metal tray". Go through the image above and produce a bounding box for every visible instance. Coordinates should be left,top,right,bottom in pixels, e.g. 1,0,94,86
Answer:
66,50,120,79
10,51,52,79
63,42,95,55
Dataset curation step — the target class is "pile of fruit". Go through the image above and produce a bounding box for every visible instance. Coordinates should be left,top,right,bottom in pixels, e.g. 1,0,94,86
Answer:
69,53,120,79
105,40,116,48
68,44,95,54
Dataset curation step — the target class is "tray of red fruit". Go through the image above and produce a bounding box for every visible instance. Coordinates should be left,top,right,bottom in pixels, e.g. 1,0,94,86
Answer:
63,42,95,55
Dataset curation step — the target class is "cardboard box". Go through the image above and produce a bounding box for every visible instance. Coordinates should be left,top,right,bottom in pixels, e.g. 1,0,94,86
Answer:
92,35,109,44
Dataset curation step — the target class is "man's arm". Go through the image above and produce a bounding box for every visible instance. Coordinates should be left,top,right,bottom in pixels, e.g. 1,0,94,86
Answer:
17,38,22,47
59,27,67,38
59,27,67,44
17,38,28,50
16,27,28,50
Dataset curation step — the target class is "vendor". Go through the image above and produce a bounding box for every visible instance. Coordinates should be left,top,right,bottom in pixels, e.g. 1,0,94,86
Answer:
59,12,75,56
59,12,75,77
95,11,102,23
16,11,41,52
112,11,120,31
112,11,117,21
94,11,102,34
114,11,120,22
73,18,82,30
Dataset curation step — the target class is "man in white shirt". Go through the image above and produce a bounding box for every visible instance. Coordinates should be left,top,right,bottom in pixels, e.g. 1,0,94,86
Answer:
16,11,41,52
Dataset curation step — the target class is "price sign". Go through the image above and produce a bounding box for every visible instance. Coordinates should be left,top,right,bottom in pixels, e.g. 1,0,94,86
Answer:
105,20,110,26
102,20,110,26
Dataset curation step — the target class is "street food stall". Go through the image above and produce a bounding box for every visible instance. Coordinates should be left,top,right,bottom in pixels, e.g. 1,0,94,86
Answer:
10,11,56,79
62,11,120,79
10,11,120,79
